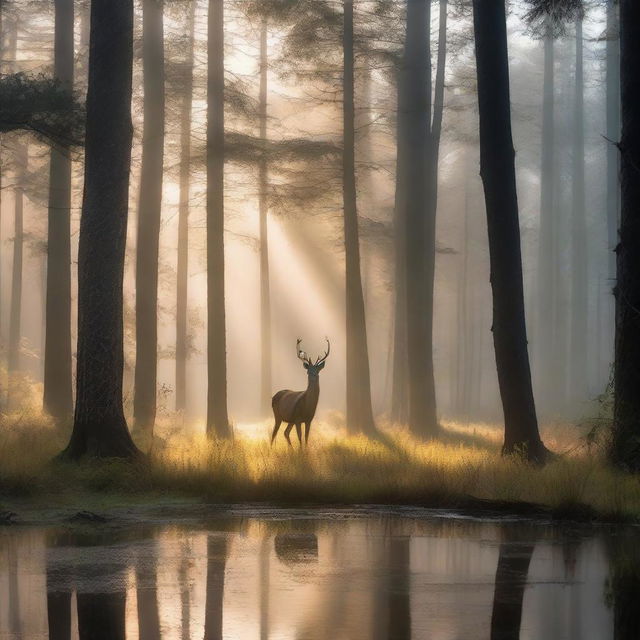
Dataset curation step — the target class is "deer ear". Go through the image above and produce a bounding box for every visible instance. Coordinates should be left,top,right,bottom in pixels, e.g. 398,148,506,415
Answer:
303,362,309,369
318,361,325,370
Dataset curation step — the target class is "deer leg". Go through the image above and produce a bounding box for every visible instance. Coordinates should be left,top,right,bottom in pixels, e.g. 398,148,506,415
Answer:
270,418,282,445
304,421,311,445
295,423,303,447
284,423,294,446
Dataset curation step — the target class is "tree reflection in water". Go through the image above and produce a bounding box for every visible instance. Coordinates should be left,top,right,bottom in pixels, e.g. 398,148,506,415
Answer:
0,514,627,639
490,530,536,640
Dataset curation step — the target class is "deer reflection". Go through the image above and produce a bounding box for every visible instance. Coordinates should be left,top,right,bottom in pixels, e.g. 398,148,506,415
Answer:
274,532,319,567
490,534,535,640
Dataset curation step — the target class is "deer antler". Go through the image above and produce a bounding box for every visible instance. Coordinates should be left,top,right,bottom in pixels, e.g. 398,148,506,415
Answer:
297,338,312,364
315,337,331,365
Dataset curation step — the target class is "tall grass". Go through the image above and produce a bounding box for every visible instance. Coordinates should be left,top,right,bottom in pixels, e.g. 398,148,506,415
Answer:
1,413,639,521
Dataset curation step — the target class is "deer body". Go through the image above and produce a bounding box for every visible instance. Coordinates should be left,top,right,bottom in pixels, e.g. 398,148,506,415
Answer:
271,339,329,446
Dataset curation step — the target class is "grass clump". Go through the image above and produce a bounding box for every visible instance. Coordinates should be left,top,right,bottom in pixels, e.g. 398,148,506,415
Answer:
1,414,640,522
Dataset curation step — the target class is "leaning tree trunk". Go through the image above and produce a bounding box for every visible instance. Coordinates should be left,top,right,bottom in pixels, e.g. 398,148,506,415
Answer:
612,0,640,470
134,0,165,435
206,0,231,438
59,0,141,460
471,0,547,463
259,15,272,417
403,0,438,438
570,15,588,403
175,0,196,414
343,0,377,436
43,0,74,420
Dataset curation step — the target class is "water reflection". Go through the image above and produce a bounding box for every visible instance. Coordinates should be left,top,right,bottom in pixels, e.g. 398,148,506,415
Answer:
1,511,637,639
490,531,535,640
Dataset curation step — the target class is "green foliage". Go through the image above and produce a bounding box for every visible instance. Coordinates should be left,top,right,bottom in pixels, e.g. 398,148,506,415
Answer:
0,72,85,147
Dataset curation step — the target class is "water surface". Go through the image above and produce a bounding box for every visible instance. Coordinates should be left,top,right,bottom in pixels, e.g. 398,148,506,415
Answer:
1,507,638,639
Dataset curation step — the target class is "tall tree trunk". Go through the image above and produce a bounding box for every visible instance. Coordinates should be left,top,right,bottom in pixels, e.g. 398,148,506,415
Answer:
206,0,231,437
59,0,141,460
43,0,74,420
471,0,547,463
536,27,556,412
8,144,25,408
175,0,196,414
570,15,588,403
134,0,165,434
259,15,272,417
390,72,409,424
605,0,620,385
612,0,640,470
402,0,438,437
607,0,621,282
343,0,376,435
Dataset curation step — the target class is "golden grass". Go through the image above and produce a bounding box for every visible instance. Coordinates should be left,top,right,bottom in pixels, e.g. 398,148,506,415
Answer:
1,412,639,522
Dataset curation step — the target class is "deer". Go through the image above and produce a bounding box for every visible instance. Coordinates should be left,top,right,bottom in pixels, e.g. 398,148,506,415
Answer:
271,338,330,447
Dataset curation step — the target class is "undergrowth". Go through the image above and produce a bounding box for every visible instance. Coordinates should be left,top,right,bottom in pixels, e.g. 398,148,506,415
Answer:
1,412,639,522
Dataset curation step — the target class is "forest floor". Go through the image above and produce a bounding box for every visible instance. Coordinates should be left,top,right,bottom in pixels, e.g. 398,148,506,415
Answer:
1,412,638,525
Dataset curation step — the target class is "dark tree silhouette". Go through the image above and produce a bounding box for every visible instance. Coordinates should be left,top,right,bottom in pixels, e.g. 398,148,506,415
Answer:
400,0,440,438
134,0,166,435
43,0,74,420
59,0,141,459
343,0,377,436
612,0,640,470
472,0,547,462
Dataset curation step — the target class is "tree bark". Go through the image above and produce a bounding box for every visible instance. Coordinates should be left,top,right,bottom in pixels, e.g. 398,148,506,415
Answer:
44,0,74,420
259,15,272,417
402,0,438,437
570,15,588,403
612,0,640,470
175,0,196,414
343,0,376,436
59,0,141,460
206,0,231,437
472,0,547,463
134,0,165,434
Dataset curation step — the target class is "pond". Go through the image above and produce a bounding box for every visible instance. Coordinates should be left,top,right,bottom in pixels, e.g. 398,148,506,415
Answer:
0,507,637,639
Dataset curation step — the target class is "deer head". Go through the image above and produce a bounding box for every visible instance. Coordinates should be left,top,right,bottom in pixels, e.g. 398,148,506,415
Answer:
297,338,330,380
